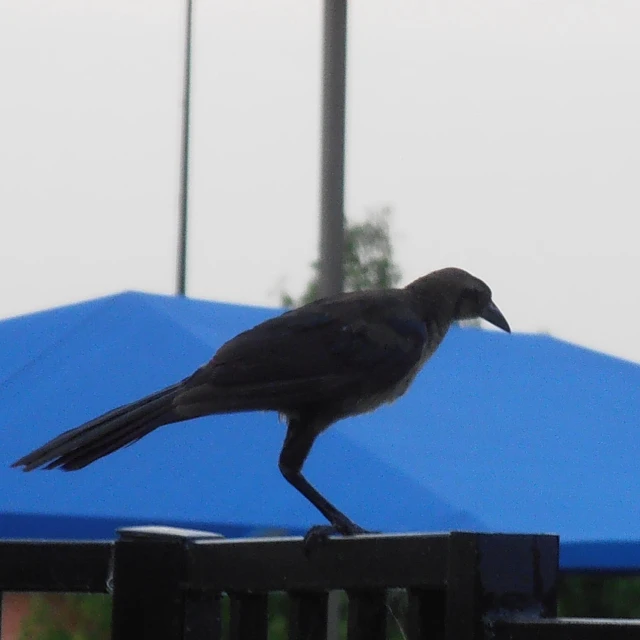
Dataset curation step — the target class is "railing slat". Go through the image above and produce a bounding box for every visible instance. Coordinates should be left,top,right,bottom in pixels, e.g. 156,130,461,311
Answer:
347,589,387,640
229,592,268,640
288,590,329,640
407,588,445,640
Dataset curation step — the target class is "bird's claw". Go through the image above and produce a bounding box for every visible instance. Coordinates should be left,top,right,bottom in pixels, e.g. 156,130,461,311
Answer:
302,522,372,556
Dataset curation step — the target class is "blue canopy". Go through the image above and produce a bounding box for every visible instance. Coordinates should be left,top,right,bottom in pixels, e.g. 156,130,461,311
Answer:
340,327,640,571
0,293,481,543
1,292,638,570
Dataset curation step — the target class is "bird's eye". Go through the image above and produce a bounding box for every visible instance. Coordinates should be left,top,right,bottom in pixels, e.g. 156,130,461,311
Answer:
472,287,493,312
454,287,483,318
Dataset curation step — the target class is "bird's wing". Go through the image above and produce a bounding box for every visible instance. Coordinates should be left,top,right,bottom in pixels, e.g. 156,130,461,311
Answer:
174,295,428,415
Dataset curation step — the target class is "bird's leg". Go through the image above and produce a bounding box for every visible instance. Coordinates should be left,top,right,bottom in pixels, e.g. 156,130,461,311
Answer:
279,420,369,548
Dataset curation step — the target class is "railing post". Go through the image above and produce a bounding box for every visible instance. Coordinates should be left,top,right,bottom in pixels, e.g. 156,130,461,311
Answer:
445,532,559,640
111,526,223,640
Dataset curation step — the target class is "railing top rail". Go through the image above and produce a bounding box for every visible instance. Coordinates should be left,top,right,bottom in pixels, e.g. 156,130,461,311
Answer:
0,540,112,593
185,532,450,592
0,529,559,597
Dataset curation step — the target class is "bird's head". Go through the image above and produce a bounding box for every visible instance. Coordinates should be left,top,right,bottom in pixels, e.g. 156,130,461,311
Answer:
406,267,511,333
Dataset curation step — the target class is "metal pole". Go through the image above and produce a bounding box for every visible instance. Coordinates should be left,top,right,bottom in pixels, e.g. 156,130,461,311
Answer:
176,0,193,296
318,0,348,299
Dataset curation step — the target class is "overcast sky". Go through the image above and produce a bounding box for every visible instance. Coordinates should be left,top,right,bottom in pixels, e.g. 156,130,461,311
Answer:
1,0,639,361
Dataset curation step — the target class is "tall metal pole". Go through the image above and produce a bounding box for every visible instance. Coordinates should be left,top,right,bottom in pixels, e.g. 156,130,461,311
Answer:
176,0,193,296
318,0,348,299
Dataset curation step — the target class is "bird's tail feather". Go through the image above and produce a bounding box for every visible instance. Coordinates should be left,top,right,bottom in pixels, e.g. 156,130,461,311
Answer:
12,383,186,472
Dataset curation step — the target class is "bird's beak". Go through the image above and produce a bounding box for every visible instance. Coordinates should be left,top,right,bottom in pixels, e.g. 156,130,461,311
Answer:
480,300,511,333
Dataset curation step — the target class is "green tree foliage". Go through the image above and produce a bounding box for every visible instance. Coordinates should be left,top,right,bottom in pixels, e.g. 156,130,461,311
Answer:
282,206,401,307
19,594,111,640
558,576,640,618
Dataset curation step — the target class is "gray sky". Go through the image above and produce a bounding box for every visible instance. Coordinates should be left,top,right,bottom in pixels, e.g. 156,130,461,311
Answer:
1,0,640,361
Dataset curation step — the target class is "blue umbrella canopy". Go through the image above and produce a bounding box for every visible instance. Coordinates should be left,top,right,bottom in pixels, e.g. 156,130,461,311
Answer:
337,327,640,571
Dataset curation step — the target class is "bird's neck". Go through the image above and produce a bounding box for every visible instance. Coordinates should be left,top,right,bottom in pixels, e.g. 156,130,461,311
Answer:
406,283,457,335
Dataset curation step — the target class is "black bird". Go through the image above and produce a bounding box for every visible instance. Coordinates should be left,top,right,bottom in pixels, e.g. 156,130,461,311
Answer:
12,267,510,542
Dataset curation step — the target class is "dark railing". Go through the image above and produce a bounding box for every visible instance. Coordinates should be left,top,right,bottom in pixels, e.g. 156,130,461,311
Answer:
1,527,639,639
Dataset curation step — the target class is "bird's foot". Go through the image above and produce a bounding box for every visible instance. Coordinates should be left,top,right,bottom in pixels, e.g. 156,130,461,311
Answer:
303,521,372,555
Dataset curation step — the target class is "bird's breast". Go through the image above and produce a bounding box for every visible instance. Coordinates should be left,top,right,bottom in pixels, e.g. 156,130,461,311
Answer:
350,319,447,416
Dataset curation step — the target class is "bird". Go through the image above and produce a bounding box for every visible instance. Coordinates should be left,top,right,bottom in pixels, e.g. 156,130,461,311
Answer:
12,267,510,545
